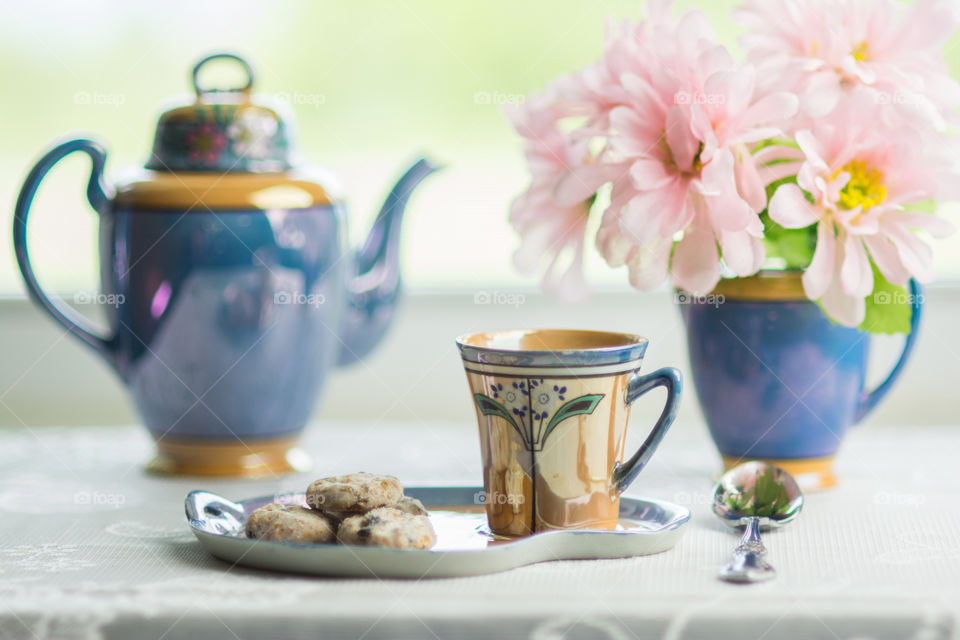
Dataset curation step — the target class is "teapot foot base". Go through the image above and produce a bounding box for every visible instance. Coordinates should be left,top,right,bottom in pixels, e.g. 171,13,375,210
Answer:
721,454,836,492
148,435,311,478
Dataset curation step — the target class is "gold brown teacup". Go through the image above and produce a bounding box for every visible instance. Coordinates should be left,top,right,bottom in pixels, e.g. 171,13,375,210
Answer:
456,329,683,537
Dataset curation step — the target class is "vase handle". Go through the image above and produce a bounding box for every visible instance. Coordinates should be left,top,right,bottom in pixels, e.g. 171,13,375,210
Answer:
854,279,923,423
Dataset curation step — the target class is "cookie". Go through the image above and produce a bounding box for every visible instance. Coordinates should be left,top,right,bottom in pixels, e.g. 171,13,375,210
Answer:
395,495,429,516
321,495,427,525
306,472,403,513
337,507,436,549
244,503,336,544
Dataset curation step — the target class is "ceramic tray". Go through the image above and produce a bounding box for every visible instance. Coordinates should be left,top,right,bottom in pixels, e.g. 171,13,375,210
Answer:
185,486,690,578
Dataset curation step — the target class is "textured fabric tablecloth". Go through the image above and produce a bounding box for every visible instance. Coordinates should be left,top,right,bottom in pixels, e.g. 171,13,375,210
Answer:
0,421,958,640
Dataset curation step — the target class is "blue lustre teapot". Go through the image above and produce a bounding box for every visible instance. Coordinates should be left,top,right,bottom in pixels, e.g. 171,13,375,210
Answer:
12,54,438,476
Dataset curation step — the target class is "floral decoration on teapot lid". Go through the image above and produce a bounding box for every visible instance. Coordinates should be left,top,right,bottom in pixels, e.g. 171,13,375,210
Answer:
147,53,294,173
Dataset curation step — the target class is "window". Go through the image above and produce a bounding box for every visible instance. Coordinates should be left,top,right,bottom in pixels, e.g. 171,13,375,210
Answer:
3,0,958,298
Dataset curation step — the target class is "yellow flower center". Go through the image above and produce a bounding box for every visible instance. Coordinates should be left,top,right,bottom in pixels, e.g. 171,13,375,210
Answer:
835,160,886,210
851,41,869,62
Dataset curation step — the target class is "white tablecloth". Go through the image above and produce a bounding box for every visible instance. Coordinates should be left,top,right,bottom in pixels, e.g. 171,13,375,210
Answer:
1,421,958,640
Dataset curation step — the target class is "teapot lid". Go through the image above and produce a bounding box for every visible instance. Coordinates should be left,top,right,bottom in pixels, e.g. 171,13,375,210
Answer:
147,54,294,173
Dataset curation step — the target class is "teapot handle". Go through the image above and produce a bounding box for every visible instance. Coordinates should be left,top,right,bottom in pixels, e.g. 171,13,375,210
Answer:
12,138,119,372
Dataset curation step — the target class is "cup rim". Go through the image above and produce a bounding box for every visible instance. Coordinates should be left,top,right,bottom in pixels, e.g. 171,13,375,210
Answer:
456,328,648,367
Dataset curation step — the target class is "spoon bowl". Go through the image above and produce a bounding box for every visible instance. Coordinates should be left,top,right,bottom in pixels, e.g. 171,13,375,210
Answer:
713,461,804,583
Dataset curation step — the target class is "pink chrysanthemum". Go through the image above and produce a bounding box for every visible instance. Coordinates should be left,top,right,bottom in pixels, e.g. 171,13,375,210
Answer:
737,0,960,128
768,97,955,326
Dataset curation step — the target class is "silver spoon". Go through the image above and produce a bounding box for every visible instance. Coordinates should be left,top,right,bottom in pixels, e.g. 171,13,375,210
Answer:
713,461,804,583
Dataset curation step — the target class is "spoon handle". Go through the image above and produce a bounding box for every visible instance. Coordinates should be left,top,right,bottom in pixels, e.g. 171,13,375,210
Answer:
719,516,776,583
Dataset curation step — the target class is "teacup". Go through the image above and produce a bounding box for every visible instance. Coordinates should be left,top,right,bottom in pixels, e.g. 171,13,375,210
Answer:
456,329,683,536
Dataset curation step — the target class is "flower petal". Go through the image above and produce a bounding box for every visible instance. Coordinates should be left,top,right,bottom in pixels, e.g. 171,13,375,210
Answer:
704,68,753,118
883,221,936,282
840,234,873,298
737,91,798,131
698,148,735,197
619,184,687,245
758,160,803,187
596,208,635,268
898,0,960,50
863,234,911,286
688,101,717,153
720,229,765,276
660,183,696,237
820,278,866,328
512,220,554,275
753,144,804,166
665,105,699,173
620,73,668,117
700,150,758,233
554,162,614,207
695,44,736,81
769,183,821,228
625,236,673,291
794,130,829,172
609,105,662,157
801,71,843,118
734,152,767,212
671,220,721,296
629,158,675,190
803,219,837,300
883,212,956,239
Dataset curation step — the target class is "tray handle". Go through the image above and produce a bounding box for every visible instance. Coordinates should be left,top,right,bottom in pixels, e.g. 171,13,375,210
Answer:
185,491,246,535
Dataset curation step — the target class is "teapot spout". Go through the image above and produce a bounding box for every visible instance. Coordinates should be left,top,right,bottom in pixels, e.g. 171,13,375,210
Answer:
337,157,440,366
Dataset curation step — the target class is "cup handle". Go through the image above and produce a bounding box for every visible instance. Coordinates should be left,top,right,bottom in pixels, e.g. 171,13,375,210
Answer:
12,138,119,371
853,279,923,423
613,366,683,494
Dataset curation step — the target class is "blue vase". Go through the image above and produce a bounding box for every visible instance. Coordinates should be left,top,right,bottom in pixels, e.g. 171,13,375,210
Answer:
680,271,922,489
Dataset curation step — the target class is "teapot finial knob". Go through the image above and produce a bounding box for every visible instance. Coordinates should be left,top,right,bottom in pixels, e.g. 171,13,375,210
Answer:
191,53,255,97
147,53,294,173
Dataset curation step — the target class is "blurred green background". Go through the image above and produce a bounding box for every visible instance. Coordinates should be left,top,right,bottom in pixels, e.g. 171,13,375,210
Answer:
2,0,958,296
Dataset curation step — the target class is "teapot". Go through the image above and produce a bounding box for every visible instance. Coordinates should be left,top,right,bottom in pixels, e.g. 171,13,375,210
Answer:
12,54,439,476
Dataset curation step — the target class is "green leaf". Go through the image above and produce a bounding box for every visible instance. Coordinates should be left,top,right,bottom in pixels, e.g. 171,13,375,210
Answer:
859,264,913,335
540,394,605,445
761,211,816,269
473,394,528,447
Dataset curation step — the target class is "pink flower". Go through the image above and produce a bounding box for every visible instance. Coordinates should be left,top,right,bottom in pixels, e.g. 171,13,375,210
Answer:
768,98,955,326
737,0,960,128
507,0,957,314
504,5,673,300
590,9,798,295
546,2,673,137
506,95,615,301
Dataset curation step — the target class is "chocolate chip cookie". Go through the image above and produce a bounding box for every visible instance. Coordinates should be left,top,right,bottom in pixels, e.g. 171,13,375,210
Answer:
337,507,436,549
